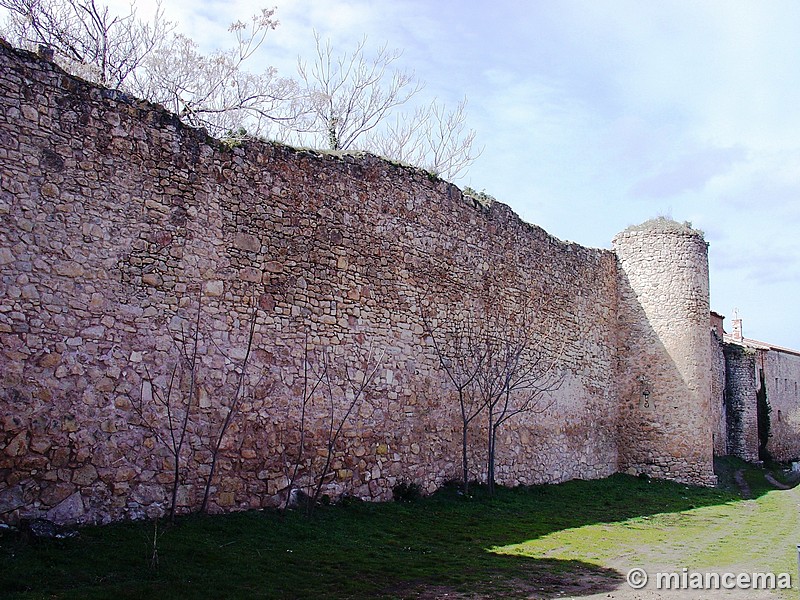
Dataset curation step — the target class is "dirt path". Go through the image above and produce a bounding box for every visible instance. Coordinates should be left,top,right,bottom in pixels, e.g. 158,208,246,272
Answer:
734,469,752,497
572,587,778,599
567,482,798,600
765,473,792,490
411,479,799,600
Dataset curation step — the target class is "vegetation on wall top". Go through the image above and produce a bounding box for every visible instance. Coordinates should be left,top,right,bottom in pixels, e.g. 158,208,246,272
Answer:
622,216,705,237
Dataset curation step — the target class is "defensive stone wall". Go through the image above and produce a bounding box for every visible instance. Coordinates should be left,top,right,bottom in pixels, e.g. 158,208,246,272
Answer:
613,220,717,485
764,348,800,462
710,330,727,457
0,43,717,524
723,344,759,462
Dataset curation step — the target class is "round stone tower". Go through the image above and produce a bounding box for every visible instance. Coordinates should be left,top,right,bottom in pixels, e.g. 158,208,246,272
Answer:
613,218,717,485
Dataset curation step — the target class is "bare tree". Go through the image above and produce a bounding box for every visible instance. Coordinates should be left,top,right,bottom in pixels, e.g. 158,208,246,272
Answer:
278,332,384,514
130,293,267,517
368,97,481,180
422,293,563,496
0,0,172,87
281,331,326,511
295,31,422,152
0,1,300,139
133,9,303,139
420,301,488,495
476,304,563,496
130,299,202,523
2,1,481,177
199,301,259,514
292,31,481,180
307,341,384,512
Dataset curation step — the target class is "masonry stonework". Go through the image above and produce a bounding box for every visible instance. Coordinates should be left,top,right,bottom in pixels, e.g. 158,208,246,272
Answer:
0,43,726,525
761,348,800,461
722,344,759,462
710,328,728,457
613,223,717,485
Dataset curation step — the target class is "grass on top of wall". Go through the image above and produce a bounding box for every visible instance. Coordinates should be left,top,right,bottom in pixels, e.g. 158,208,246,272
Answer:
1,459,795,599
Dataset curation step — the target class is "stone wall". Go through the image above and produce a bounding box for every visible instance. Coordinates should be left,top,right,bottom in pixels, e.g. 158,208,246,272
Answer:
764,348,800,462
0,43,719,525
710,330,727,456
0,43,627,524
613,221,717,485
723,344,759,462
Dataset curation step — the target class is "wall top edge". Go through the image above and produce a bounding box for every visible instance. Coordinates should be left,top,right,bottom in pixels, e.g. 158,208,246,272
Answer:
0,38,617,258
612,218,706,244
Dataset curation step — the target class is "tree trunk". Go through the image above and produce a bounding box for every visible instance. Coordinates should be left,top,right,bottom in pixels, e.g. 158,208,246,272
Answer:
487,409,495,496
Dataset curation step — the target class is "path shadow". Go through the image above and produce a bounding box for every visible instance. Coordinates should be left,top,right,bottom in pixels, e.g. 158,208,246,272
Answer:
381,556,624,599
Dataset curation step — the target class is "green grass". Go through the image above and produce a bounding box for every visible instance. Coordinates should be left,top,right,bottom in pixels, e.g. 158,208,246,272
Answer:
1,459,797,599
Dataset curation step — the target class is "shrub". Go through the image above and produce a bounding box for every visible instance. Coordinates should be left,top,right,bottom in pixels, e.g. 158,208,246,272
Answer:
392,481,422,502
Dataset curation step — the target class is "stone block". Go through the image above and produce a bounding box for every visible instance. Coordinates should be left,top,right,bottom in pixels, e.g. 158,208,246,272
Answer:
4,431,28,456
142,273,163,287
0,485,25,514
72,464,98,486
81,325,105,339
267,476,289,495
239,267,262,282
204,280,224,297
40,482,76,506
61,416,79,433
217,491,235,507
234,233,261,252
37,351,61,368
46,492,85,523
131,484,166,505
55,262,84,277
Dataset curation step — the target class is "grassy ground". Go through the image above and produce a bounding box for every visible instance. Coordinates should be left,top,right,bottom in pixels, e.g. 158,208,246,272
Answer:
1,458,797,599
494,458,800,598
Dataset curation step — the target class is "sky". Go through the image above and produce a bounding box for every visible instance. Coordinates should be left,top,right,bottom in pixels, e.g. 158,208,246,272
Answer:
12,0,800,349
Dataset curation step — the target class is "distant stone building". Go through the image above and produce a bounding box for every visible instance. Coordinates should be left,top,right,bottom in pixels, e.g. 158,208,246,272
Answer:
714,314,800,463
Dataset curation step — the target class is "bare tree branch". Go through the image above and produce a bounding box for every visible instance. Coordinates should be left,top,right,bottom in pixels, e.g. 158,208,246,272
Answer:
367,97,482,180
420,296,488,495
421,289,564,496
295,31,422,151
128,293,203,522
282,330,326,511
305,340,384,513
1,1,481,177
200,299,259,514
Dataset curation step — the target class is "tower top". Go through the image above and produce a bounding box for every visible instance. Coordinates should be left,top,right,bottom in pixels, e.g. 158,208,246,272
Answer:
613,217,705,242
731,314,744,342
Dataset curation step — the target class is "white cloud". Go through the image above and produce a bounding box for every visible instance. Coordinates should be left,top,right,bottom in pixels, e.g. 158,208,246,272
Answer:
630,146,746,199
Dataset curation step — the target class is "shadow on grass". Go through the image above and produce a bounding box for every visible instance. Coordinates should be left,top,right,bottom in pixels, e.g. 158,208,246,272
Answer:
380,556,624,599
714,455,800,498
0,460,784,600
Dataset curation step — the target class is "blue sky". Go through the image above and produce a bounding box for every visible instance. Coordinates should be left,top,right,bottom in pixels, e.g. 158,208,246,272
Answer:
80,1,800,349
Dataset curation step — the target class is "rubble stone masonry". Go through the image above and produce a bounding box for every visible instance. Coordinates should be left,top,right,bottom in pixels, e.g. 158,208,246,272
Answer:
613,222,717,486
764,348,800,461
0,43,716,524
723,344,759,462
